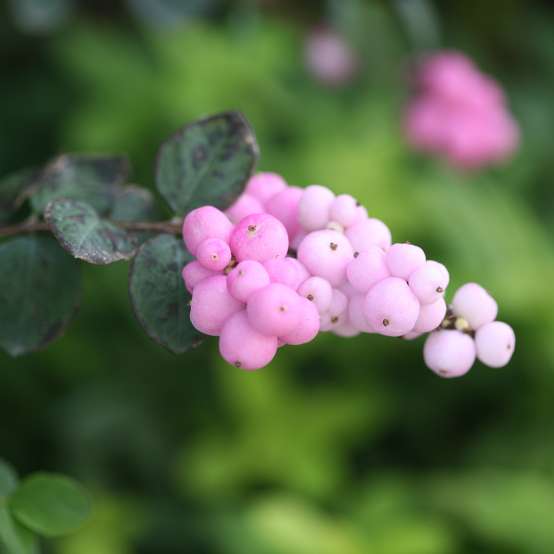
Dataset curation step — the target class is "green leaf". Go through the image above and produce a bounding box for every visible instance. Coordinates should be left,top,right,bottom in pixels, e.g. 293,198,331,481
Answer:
129,234,201,354
156,111,258,215
0,236,81,357
29,154,129,215
44,199,138,265
9,0,71,34
110,185,157,222
9,473,91,538
0,169,38,224
0,462,18,498
0,504,37,554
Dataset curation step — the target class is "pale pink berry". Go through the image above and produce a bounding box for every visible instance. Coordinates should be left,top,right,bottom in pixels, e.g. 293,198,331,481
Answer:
338,281,357,298
403,331,423,340
385,243,426,280
290,230,307,251
329,194,358,227
225,194,265,224
190,275,243,336
413,297,447,333
181,261,217,293
245,172,287,204
348,295,373,333
265,186,303,240
280,297,320,345
349,205,368,227
346,246,389,293
364,277,420,337
333,321,360,338
297,229,354,286
182,206,232,255
264,257,309,291
297,276,333,314
227,260,270,303
319,289,348,331
298,185,335,231
195,238,232,271
475,321,515,368
247,283,302,336
219,311,278,370
230,213,289,263
345,218,392,253
424,329,476,378
452,283,498,330
408,260,449,304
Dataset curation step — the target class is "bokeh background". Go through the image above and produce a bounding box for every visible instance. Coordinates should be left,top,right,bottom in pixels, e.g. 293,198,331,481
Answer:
2,0,554,552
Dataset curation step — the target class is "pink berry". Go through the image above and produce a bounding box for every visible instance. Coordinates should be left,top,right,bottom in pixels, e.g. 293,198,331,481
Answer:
245,172,287,204
195,238,232,271
290,230,307,251
408,260,449,304
230,213,289,263
264,257,309,291
280,297,320,345
181,261,217,293
227,261,270,302
423,329,476,378
345,218,392,252
319,289,348,331
338,281,357,298
182,206,232,256
346,246,389,293
329,194,358,227
385,243,426,280
190,275,243,336
219,311,278,370
225,194,265,224
297,229,354,286
265,186,303,240
298,185,335,231
246,283,302,336
333,321,360,338
403,331,423,340
475,321,515,368
297,276,333,314
451,283,498,330
413,297,447,333
364,277,420,337
348,295,373,333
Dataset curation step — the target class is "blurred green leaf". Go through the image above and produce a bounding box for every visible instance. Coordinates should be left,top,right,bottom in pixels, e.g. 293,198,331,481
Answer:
110,185,157,222
45,199,138,265
129,234,200,353
127,0,218,27
0,462,18,498
156,111,258,215
0,504,37,554
0,236,81,356
9,0,72,34
0,169,38,224
10,473,91,538
29,154,129,215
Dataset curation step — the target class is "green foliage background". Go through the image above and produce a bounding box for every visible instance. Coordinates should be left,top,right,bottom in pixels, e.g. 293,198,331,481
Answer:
2,1,554,552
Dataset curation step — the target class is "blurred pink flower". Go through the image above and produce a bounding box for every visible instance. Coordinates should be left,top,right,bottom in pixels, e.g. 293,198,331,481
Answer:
404,51,519,169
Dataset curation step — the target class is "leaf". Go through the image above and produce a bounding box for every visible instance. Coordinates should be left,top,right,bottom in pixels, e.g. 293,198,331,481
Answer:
156,111,258,216
44,199,138,265
8,0,72,34
0,168,38,224
110,185,158,222
29,154,129,215
9,473,91,538
0,236,81,357
0,462,18,498
129,234,201,354
0,505,37,554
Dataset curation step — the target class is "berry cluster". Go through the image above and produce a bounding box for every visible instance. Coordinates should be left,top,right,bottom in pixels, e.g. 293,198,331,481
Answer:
404,51,519,169
181,172,515,375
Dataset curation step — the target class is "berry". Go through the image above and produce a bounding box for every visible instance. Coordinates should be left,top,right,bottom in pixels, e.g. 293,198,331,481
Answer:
219,311,278,370
346,245,389,293
196,238,232,271
413,297,447,333
297,229,354,286
385,243,426,280
190,275,243,336
280,297,320,345
348,295,373,333
182,206,232,256
333,321,360,338
345,218,392,252
298,185,335,231
329,194,358,227
227,261,270,302
452,282,498,330
423,329,476,378
475,321,515,368
364,277,420,337
319,289,348,331
265,186,303,240
245,172,287,204
408,260,449,304
297,276,333,314
264,257,309,291
182,261,217,293
247,283,302,336
230,213,289,263
225,194,265,224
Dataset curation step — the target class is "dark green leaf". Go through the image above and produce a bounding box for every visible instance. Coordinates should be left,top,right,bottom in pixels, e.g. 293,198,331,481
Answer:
0,462,18,498
156,111,258,215
9,0,71,34
45,199,138,265
110,185,157,222
0,168,38,224
0,505,37,554
29,154,129,215
9,473,91,538
129,234,201,354
0,236,81,357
